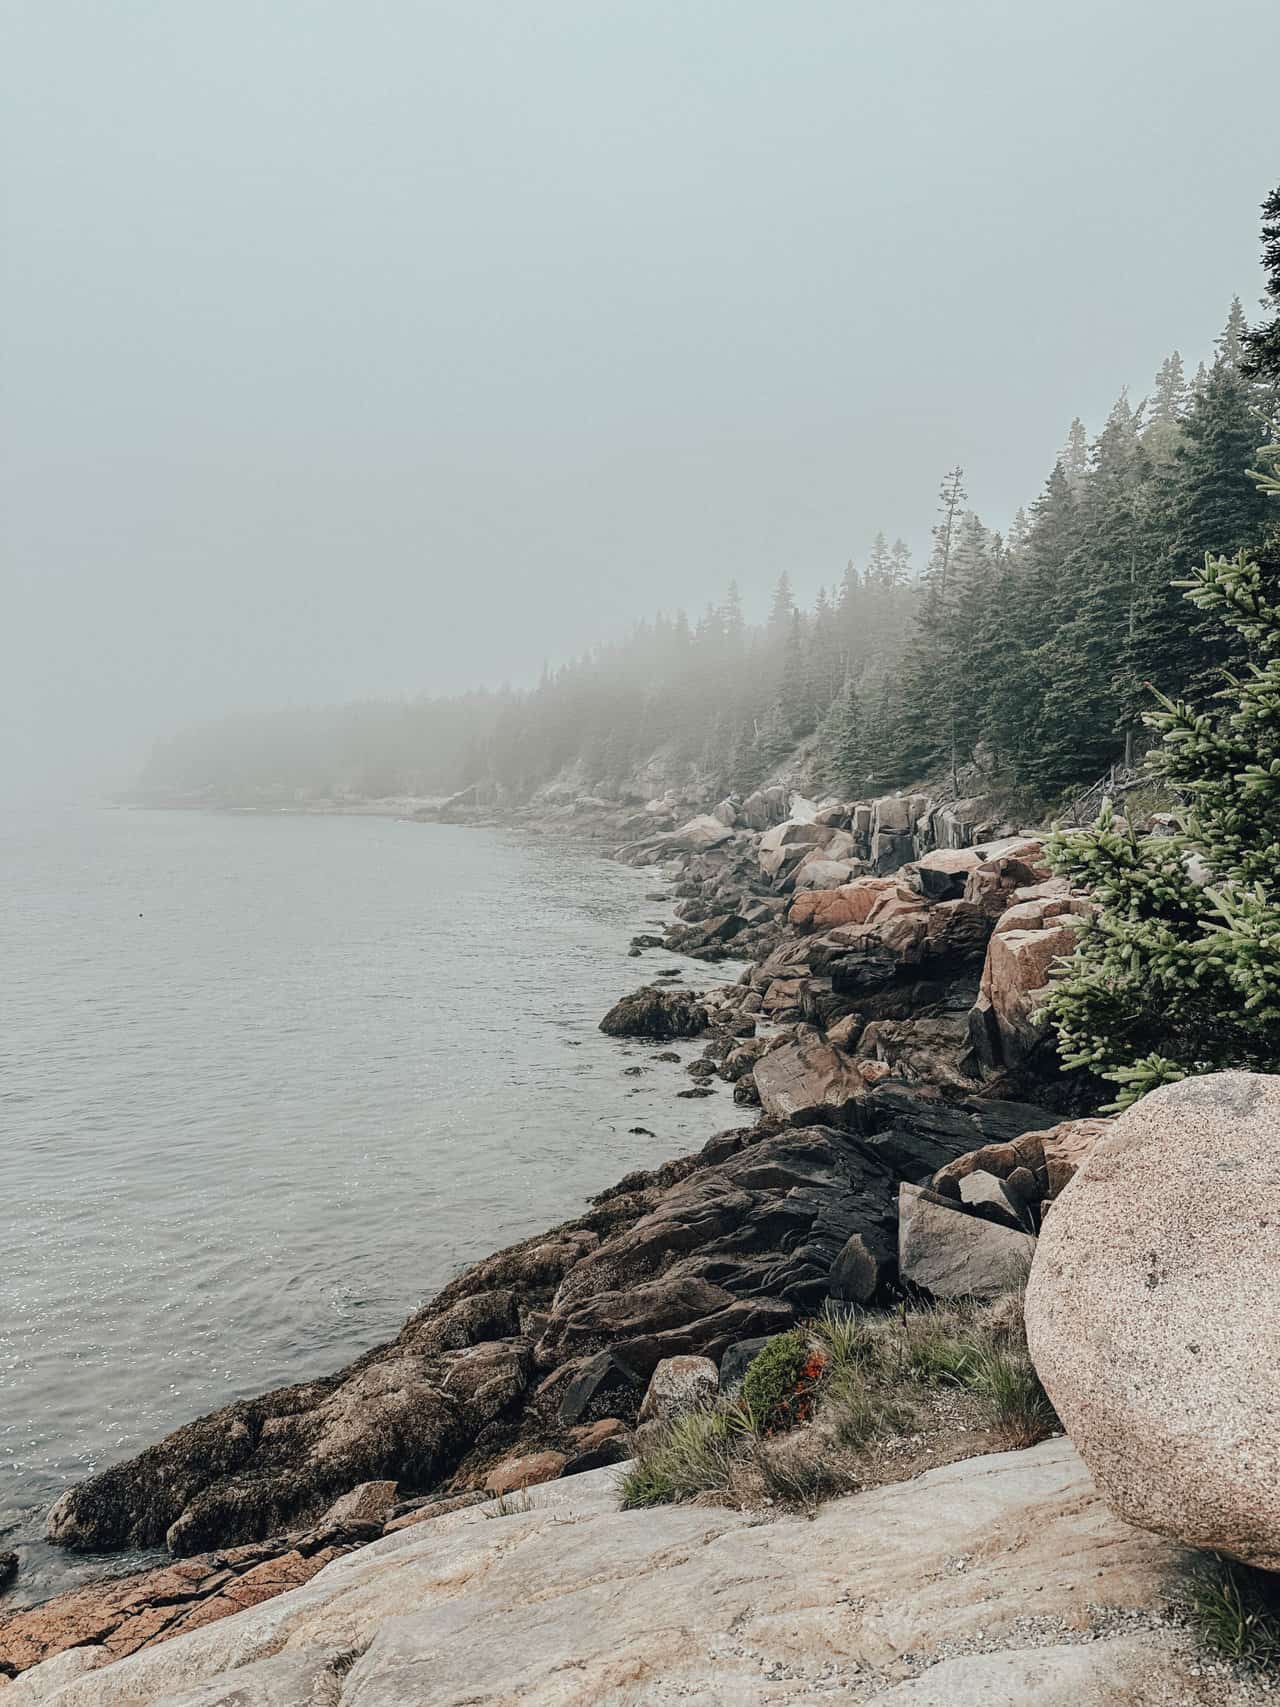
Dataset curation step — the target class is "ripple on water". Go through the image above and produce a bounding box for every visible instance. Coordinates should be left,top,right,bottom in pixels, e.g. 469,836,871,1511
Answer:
1,805,741,1604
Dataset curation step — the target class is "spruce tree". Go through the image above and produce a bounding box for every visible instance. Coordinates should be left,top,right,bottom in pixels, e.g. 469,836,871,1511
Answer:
866,531,893,588
767,572,796,637
1150,351,1188,428
1032,396,1148,791
818,675,866,795
1128,355,1272,705
1060,417,1089,490
1215,295,1248,369
1244,184,1280,427
1043,449,1280,1108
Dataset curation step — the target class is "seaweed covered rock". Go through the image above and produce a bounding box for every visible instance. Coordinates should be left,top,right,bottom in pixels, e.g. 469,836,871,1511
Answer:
46,1291,528,1556
599,985,710,1040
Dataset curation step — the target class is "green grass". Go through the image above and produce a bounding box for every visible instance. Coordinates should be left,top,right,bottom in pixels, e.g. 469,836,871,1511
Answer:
618,1296,1059,1516
821,1362,911,1451
618,1407,744,1509
964,1343,1059,1448
812,1304,880,1372
748,1435,854,1515
1184,1555,1280,1670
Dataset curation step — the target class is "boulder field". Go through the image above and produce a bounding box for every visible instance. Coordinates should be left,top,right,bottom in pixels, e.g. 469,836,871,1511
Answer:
1,1442,1253,1706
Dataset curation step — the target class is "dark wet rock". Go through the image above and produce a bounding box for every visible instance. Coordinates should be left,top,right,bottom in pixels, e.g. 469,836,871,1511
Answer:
898,1182,1036,1299
0,1553,15,1595
664,912,748,957
851,1082,1059,1183
828,1226,895,1304
719,1337,772,1391
599,986,709,1040
543,1351,644,1426
560,1440,628,1476
548,1125,900,1336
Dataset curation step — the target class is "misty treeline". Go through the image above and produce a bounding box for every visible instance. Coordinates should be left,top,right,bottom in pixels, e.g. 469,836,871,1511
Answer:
143,191,1280,812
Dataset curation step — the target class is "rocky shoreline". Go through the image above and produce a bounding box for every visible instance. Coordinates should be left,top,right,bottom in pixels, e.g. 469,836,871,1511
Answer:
1,780,1113,1683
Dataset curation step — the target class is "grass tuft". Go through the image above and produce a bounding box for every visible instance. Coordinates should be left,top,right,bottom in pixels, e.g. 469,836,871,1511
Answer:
813,1305,880,1374
822,1363,910,1452
1184,1555,1280,1670
483,1488,537,1518
748,1435,855,1515
618,1407,743,1509
964,1344,1058,1449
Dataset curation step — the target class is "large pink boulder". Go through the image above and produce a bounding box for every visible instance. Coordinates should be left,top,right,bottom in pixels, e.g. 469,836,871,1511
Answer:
967,918,1083,1071
789,876,900,933
1027,1072,1280,1569
752,1034,868,1123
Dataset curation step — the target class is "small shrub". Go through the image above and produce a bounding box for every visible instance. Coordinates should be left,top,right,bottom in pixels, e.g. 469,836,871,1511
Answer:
742,1330,826,1433
1184,1555,1280,1670
618,1408,740,1509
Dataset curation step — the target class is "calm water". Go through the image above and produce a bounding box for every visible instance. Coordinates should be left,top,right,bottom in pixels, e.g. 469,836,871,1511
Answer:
1,805,738,1601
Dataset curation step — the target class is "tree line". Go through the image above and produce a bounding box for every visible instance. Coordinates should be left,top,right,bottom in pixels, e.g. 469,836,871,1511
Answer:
142,190,1280,812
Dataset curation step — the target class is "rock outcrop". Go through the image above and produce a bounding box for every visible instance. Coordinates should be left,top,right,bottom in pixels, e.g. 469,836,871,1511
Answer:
5,1442,1228,1706
1026,1071,1280,1570
931,1115,1110,1228
598,984,709,1039
751,1032,872,1123
898,1181,1036,1299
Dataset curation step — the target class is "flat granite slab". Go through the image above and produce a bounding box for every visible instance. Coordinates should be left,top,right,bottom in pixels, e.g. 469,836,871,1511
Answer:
5,1439,1254,1705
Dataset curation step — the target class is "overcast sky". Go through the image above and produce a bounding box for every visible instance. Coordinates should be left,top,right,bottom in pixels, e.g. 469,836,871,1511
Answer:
4,0,1276,795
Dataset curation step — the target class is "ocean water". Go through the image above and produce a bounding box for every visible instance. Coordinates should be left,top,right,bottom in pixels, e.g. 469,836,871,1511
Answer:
1,805,740,1602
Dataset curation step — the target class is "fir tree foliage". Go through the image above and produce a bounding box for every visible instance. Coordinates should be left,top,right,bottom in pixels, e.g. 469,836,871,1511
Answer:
1042,447,1280,1109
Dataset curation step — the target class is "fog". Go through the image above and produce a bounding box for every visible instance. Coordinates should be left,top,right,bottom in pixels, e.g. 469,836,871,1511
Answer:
3,0,1274,797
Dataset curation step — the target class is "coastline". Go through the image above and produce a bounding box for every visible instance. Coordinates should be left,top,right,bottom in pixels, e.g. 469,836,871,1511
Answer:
1,780,1097,1680
0,803,743,1614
